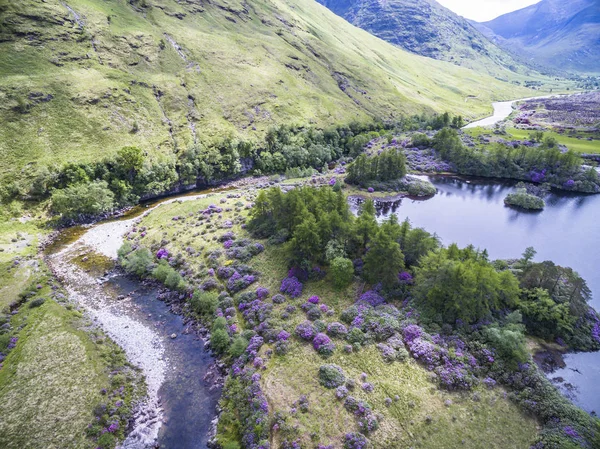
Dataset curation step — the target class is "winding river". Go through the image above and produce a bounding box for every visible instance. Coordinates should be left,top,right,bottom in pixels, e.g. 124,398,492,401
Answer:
463,95,559,128
361,175,600,414
46,191,223,449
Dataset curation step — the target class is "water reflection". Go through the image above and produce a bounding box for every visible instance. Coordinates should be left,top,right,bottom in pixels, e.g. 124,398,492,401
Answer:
359,175,600,414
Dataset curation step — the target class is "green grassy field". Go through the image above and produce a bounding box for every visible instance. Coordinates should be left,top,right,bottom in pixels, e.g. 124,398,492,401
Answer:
0,0,570,183
133,188,539,448
506,128,600,154
0,211,138,449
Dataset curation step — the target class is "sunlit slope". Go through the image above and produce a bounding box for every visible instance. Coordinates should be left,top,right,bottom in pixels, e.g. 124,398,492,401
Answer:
0,0,557,178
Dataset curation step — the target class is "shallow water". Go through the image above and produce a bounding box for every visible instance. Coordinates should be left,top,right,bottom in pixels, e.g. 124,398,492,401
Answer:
47,189,223,448
361,175,600,413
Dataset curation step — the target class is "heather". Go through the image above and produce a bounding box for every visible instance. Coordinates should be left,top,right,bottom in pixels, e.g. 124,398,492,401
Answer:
124,188,600,448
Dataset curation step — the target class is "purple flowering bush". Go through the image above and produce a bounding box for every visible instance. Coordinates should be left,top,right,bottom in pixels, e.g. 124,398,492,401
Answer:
343,432,368,449
280,276,303,298
295,321,316,341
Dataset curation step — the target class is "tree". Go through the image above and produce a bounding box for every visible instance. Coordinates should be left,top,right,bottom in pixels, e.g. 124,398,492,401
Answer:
51,180,115,220
330,257,354,290
414,247,520,324
211,329,230,354
363,229,405,289
291,212,322,262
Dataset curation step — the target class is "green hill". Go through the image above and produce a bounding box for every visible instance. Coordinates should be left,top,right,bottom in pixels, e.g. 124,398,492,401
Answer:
0,0,565,183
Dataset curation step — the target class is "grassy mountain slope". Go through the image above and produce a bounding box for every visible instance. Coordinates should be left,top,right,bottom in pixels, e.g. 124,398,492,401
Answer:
476,0,600,74
314,0,536,77
0,0,565,181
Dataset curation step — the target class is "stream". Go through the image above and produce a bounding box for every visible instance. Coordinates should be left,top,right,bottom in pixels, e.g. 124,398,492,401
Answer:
352,175,600,414
45,191,223,449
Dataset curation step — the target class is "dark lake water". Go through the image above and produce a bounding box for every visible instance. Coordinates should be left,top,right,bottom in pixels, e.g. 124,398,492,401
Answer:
362,175,600,414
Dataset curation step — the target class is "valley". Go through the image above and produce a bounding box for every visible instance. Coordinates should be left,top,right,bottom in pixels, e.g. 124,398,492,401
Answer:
1,0,599,448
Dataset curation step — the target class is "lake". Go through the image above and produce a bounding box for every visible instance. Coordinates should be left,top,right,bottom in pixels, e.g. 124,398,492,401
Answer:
364,175,600,414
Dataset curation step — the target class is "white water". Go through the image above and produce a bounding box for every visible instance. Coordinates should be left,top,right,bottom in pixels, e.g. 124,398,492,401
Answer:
463,95,559,129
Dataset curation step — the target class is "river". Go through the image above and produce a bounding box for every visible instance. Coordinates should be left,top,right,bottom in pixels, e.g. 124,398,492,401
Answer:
463,95,559,129
355,175,600,414
46,191,223,449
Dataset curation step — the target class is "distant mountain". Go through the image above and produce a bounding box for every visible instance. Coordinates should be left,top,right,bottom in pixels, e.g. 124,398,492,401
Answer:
314,0,533,76
476,0,600,73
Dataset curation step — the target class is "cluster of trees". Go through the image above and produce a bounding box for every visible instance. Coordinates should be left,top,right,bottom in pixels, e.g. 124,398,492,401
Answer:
516,254,596,349
248,186,439,291
413,245,520,323
345,148,407,187
430,128,600,192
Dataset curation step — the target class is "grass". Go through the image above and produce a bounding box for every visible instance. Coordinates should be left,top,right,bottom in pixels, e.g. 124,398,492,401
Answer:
506,128,600,154
464,126,600,154
132,186,539,448
0,298,107,449
0,0,571,183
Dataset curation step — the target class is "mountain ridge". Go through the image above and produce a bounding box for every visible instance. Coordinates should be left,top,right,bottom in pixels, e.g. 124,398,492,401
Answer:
476,0,600,73
314,0,534,77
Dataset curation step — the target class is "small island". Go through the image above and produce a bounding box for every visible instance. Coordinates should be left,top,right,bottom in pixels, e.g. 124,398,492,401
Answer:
504,188,546,210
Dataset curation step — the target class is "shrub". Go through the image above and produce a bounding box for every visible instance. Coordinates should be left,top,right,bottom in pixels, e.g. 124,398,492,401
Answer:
28,298,46,308
122,248,154,277
319,364,346,389
152,262,173,283
229,336,249,358
327,322,348,338
190,290,219,316
51,180,115,220
280,276,303,298
211,328,230,354
164,270,184,290
330,257,354,289
295,321,316,341
343,432,369,449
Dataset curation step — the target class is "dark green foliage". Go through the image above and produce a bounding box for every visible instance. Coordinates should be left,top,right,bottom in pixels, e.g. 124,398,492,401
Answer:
483,324,528,366
164,270,184,290
346,148,407,186
28,298,46,308
211,328,230,354
51,180,115,220
318,364,346,389
432,128,598,192
363,228,405,289
504,189,545,210
190,290,219,317
519,288,574,341
330,257,354,289
414,243,520,323
228,337,249,358
516,260,596,349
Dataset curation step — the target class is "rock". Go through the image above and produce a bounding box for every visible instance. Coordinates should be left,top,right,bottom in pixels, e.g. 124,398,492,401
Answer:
170,333,177,339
